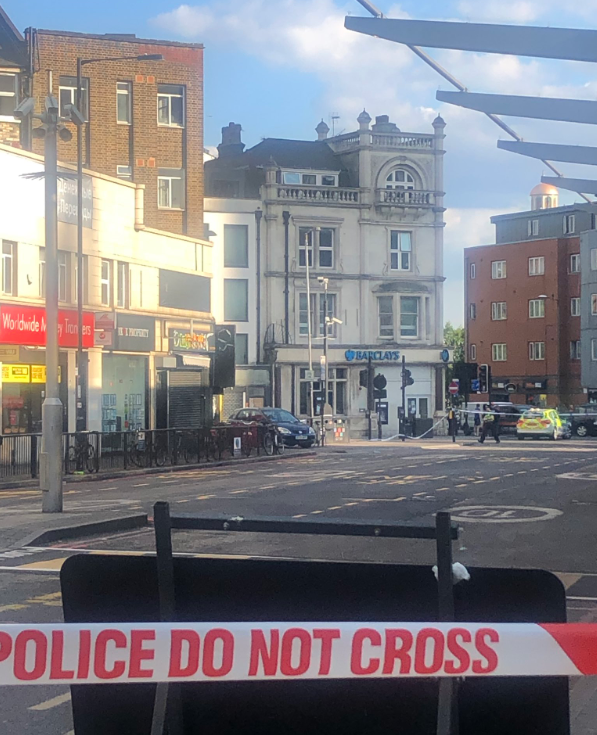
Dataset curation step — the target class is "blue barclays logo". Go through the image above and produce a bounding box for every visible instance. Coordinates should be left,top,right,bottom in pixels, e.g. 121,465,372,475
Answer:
345,349,400,362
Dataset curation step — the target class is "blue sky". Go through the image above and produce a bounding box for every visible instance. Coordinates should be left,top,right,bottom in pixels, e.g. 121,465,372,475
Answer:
5,0,597,324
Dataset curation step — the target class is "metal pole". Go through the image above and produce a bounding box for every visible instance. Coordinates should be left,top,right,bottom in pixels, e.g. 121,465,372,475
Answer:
76,58,86,432
305,231,315,426
322,278,328,447
41,81,64,513
401,355,406,442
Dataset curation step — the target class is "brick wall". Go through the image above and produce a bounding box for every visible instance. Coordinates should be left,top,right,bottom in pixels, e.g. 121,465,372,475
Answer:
29,31,204,238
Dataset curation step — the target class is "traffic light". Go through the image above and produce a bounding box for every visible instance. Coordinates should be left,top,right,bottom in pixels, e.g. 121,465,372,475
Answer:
478,364,489,393
359,369,368,388
373,373,387,400
402,368,414,388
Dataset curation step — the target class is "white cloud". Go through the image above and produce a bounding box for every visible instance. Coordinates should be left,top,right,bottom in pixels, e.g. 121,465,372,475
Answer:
457,0,547,23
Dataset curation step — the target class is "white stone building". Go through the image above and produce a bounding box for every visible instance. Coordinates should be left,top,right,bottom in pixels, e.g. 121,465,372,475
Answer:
0,143,214,434
205,113,450,436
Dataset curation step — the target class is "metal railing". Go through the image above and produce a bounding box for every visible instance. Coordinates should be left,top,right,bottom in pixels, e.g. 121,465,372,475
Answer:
0,425,281,480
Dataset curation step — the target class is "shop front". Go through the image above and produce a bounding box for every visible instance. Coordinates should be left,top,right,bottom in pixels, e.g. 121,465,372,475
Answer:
101,314,154,433
0,305,94,434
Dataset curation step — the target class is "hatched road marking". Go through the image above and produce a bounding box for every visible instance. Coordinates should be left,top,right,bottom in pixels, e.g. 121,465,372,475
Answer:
29,693,71,711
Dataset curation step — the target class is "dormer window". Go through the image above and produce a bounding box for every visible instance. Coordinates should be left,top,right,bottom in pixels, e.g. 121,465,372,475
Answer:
321,175,336,186
282,171,338,186
386,168,415,190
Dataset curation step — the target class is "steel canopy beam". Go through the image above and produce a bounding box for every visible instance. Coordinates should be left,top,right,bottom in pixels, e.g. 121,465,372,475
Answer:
541,176,597,195
436,91,597,125
498,140,597,166
343,17,597,63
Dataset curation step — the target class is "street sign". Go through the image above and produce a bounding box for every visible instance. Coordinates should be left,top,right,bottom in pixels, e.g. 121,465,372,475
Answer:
449,379,460,396
471,379,480,392
319,355,326,381
304,369,315,382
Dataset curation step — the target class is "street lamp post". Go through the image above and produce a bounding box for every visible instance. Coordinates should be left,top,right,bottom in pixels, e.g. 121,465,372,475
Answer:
75,53,162,431
320,276,329,447
538,293,559,407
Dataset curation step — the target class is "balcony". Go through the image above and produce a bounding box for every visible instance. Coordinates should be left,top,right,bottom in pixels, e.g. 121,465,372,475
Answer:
377,189,435,206
272,184,360,205
331,131,435,152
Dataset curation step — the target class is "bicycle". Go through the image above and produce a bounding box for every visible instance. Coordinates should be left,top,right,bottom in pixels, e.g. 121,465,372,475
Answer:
127,431,149,468
67,434,97,474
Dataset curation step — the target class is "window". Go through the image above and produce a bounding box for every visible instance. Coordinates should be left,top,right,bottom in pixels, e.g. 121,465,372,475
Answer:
224,279,248,321
157,84,184,127
101,259,111,306
1,241,14,295
298,227,335,268
528,256,545,276
326,367,347,415
469,303,476,320
564,214,576,235
571,253,581,273
0,72,18,119
528,219,539,237
378,296,394,338
571,297,581,316
299,293,316,336
58,76,88,120
470,344,477,361
283,172,301,184
491,260,506,279
591,250,597,271
117,262,129,308
235,334,249,365
491,301,507,321
529,341,545,360
321,175,336,186
302,174,316,185
390,231,411,271
385,168,415,190
319,293,337,337
570,341,581,360
224,225,249,267
116,82,132,124
492,343,507,362
470,263,476,279
58,251,67,302
74,255,88,304
592,339,597,361
529,299,545,318
400,296,419,338
116,165,132,180
592,294,597,316
158,169,185,209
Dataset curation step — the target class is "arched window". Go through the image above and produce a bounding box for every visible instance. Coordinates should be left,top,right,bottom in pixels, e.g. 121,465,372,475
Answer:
385,168,415,190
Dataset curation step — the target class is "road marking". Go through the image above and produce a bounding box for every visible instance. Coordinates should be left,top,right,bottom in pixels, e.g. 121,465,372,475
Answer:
19,558,67,572
488,476,500,481
504,473,514,477
327,506,343,510
0,603,27,612
555,573,583,590
517,471,527,474
450,505,562,524
413,492,426,496
530,468,540,472
229,490,247,494
196,495,214,500
344,502,359,506
132,482,150,487
293,514,307,518
29,693,71,711
436,487,449,492
455,483,468,488
310,510,324,515
473,480,487,484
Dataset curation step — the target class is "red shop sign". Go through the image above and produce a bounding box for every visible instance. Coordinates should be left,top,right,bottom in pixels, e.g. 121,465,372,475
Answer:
0,305,95,348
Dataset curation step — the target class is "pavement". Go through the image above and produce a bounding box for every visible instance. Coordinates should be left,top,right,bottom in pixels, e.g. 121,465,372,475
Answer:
0,438,597,732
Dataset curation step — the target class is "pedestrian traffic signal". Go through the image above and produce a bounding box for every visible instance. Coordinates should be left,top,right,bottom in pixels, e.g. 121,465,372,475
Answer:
478,364,489,393
359,369,368,388
402,369,414,388
373,373,387,400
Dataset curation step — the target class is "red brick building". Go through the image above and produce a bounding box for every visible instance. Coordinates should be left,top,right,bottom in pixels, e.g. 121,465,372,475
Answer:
0,14,204,238
464,185,595,408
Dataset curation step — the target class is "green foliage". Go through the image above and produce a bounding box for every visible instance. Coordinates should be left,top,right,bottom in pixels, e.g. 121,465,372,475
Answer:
444,322,465,364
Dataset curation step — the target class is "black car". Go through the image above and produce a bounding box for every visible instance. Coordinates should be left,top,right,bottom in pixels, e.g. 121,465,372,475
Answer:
569,405,597,437
228,408,316,448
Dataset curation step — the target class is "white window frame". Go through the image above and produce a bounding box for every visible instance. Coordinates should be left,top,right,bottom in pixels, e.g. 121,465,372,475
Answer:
318,228,334,269
298,227,335,269
378,295,394,339
469,303,476,320
157,84,184,127
390,231,412,271
571,253,581,273
491,302,507,321
529,341,545,361
491,260,506,279
529,299,545,319
1,240,14,296
58,76,88,121
592,338,597,361
592,294,597,316
117,261,129,309
158,170,185,210
0,71,18,121
571,297,581,316
400,296,419,339
385,168,415,190
319,293,337,337
470,263,476,279
570,341,581,360
492,343,507,362
116,81,132,124
470,344,477,361
564,214,576,235
298,292,316,337
101,259,112,307
116,165,132,180
528,219,539,237
528,256,545,276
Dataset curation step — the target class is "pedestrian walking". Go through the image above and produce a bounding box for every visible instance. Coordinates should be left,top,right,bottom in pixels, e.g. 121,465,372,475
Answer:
491,405,501,444
473,404,481,436
478,404,495,444
448,407,457,439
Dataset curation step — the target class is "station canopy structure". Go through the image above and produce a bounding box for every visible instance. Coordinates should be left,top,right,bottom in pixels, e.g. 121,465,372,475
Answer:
345,1,597,200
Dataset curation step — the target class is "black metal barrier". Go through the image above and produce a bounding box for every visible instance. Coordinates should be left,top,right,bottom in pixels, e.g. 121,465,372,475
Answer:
60,506,568,735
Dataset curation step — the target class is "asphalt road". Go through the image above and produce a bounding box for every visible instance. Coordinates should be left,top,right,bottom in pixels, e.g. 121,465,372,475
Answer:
1,437,597,733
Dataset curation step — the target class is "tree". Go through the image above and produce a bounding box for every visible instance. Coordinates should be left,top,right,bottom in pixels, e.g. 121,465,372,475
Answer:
444,322,465,364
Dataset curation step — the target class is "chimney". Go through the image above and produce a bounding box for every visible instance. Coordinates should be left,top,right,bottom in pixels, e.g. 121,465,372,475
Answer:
218,122,245,158
316,120,330,140
371,115,400,134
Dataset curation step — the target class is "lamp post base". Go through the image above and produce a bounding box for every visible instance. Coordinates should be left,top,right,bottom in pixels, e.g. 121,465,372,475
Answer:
40,398,64,513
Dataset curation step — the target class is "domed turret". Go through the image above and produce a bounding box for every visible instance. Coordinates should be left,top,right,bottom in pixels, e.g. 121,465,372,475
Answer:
357,109,371,130
530,182,559,210
315,120,330,141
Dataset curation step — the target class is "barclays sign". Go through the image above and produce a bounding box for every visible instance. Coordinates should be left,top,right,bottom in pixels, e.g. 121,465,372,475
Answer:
345,349,400,362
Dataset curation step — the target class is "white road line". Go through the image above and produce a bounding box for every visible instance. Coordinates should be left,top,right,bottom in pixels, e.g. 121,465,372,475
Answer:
29,693,71,711
436,487,449,492
132,483,150,487
310,510,324,515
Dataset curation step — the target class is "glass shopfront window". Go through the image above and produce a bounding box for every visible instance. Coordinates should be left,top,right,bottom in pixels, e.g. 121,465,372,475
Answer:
101,354,148,432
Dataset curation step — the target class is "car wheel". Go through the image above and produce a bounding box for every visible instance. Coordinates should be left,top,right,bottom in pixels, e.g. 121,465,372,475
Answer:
549,431,556,441
575,424,589,438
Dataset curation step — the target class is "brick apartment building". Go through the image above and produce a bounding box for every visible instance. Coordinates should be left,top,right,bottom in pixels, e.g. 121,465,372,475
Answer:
0,7,204,237
465,184,597,408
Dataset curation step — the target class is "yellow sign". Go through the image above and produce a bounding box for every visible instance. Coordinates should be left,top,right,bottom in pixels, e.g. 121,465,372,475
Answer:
2,364,30,383
31,365,47,384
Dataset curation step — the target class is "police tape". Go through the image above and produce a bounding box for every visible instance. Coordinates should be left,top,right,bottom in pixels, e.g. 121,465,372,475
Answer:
0,621,595,686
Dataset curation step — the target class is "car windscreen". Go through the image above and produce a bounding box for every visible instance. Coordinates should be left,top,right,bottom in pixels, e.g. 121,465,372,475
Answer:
522,410,546,419
262,409,299,423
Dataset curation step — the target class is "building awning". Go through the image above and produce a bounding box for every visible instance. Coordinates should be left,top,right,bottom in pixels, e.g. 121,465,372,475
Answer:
174,353,211,369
